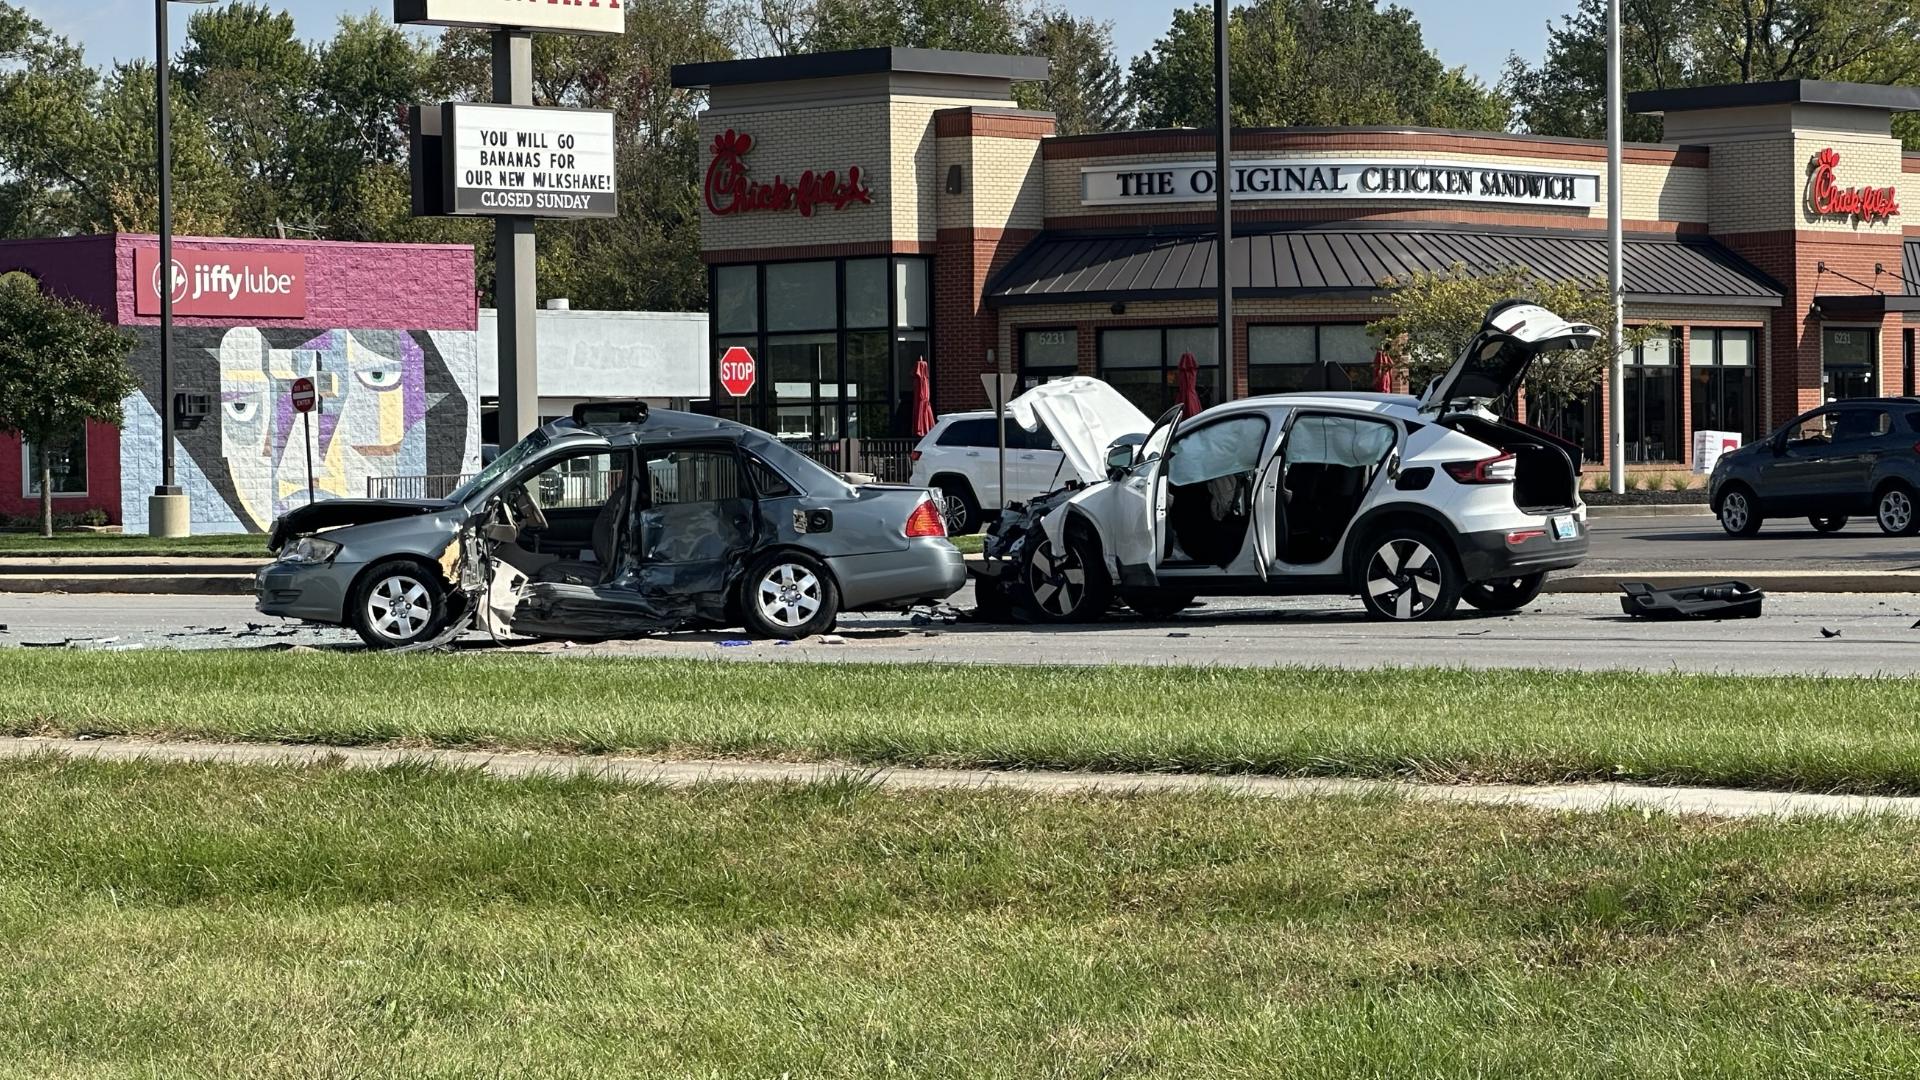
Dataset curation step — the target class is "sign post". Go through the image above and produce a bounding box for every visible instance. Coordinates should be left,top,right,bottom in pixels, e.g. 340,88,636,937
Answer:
981,372,1019,516
290,376,318,506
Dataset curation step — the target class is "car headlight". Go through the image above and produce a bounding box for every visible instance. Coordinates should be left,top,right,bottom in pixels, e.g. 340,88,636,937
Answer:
279,536,341,565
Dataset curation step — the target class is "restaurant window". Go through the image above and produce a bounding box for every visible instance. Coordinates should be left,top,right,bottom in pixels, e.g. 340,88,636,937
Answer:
1526,388,1603,463
1689,328,1757,443
1248,324,1377,394
1624,330,1682,463
23,431,87,496
1019,328,1078,389
714,265,757,335
1097,326,1220,414
1823,326,1879,401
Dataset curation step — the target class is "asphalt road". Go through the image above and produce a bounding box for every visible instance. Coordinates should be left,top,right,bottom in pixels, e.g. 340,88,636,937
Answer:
10,586,1920,676
1584,512,1920,573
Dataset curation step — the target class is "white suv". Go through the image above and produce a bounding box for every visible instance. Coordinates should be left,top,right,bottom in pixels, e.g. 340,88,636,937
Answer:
909,411,1070,534
982,301,1602,622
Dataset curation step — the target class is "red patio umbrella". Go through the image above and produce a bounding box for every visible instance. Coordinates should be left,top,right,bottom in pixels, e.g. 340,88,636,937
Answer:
912,358,935,437
1175,352,1204,415
1371,349,1395,393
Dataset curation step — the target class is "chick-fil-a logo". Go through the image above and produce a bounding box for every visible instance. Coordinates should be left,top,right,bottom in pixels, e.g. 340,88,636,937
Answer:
1807,147,1900,223
703,129,872,218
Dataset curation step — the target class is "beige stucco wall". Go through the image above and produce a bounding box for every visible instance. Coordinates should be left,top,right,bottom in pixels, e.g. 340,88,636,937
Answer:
1664,103,1904,235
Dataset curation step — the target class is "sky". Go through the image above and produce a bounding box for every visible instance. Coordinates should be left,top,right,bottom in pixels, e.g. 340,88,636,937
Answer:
32,0,1580,89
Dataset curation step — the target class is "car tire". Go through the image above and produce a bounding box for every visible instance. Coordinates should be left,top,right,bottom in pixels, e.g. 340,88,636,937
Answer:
931,476,982,536
1810,516,1848,533
1717,486,1763,536
1461,573,1546,613
1122,588,1195,620
741,550,840,640
350,559,456,650
1015,531,1111,624
1354,527,1462,622
1875,484,1919,536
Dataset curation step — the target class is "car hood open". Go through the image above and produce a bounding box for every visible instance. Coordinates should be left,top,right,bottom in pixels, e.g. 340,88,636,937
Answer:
1008,377,1153,484
267,498,449,553
1420,299,1605,414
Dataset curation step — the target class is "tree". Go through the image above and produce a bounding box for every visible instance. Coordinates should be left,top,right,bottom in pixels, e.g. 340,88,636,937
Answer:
1016,11,1130,134
0,274,138,537
1129,0,1508,130
1366,264,1659,414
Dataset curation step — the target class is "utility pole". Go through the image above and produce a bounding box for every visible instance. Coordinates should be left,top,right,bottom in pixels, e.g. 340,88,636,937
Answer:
1607,0,1627,494
493,29,540,447
1214,0,1233,403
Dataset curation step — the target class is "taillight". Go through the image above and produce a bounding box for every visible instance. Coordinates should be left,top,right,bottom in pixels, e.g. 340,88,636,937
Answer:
909,450,922,462
1505,528,1546,546
905,498,946,538
1443,453,1516,484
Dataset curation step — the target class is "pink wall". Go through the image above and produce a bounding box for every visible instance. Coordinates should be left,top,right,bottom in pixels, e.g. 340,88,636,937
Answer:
0,234,119,313
0,421,121,526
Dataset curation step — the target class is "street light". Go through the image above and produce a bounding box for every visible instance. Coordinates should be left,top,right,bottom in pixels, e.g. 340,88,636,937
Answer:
151,0,217,538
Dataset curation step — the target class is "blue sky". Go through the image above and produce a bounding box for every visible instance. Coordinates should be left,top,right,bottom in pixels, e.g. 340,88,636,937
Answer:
34,0,1579,88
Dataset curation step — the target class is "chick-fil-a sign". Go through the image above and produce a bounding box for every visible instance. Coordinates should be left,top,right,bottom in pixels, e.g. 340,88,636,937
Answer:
1807,147,1899,223
703,129,872,218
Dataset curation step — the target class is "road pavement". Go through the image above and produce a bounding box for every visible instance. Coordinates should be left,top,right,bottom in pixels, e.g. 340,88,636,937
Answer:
1584,513,1920,574
9,586,1920,676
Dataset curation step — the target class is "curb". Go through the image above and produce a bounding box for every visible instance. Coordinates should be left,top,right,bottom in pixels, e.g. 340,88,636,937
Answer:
1544,570,1920,594
0,574,254,595
1585,504,1712,518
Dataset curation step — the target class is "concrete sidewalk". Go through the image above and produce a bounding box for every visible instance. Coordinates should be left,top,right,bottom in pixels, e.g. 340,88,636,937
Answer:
2,735,1916,821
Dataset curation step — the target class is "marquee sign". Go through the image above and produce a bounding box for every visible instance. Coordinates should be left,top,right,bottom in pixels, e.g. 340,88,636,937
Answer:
704,129,872,218
1080,159,1601,209
1806,147,1899,223
132,246,307,318
393,0,623,36
443,103,618,218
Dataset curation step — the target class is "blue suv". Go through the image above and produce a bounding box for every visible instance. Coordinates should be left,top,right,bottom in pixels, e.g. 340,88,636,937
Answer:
1709,397,1920,536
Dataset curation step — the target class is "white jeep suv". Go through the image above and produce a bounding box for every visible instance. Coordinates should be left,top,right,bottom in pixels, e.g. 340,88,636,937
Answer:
981,300,1602,622
909,411,1070,534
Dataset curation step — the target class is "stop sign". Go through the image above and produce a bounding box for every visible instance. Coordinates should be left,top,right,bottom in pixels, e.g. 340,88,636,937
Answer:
290,376,317,413
719,346,756,398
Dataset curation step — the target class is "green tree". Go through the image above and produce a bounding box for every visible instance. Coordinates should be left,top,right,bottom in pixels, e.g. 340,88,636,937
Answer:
1129,0,1507,130
177,2,313,234
1366,264,1658,413
0,274,138,537
1016,11,1130,135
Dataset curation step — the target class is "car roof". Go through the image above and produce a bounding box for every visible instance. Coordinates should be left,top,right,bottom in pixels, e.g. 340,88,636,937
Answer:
1198,392,1423,420
576,408,755,445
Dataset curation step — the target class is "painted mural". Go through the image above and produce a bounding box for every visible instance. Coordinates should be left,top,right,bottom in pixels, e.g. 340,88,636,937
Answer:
123,327,479,533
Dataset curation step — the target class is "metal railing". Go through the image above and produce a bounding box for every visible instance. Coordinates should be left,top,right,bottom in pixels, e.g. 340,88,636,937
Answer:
778,436,919,483
367,474,476,500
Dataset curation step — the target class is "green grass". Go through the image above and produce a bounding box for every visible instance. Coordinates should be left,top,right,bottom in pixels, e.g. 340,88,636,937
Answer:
9,652,1920,793
0,757,1917,1077
949,531,984,554
0,532,268,557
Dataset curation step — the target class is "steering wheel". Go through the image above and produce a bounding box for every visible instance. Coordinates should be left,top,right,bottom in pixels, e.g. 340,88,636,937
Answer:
508,484,548,533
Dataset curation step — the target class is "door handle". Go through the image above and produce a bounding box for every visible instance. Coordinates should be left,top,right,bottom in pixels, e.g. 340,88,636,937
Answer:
965,451,981,457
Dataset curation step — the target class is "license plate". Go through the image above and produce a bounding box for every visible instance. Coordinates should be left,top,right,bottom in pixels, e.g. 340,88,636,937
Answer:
1552,516,1578,541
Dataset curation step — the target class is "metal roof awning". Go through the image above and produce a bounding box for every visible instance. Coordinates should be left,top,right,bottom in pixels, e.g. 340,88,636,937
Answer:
986,225,1785,309
1814,294,1920,316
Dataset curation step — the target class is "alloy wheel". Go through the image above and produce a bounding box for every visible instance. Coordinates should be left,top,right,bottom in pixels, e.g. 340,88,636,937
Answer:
756,562,823,629
1365,538,1444,620
1721,492,1750,533
1026,540,1086,618
940,493,971,533
1880,489,1914,534
365,573,433,642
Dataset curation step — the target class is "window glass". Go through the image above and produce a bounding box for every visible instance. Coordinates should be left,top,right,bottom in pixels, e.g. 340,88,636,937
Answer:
1788,411,1833,444
714,265,757,334
846,259,887,329
937,419,994,447
1722,330,1752,367
1100,329,1161,368
1639,334,1672,366
24,431,87,495
1688,334,1716,367
1167,416,1269,487
744,455,795,497
1286,414,1396,470
765,262,835,332
1249,325,1314,365
894,259,930,329
647,449,742,505
844,331,889,438
1832,409,1892,441
526,452,621,510
1166,327,1218,366
766,333,838,439
1319,325,1374,367
1021,328,1077,372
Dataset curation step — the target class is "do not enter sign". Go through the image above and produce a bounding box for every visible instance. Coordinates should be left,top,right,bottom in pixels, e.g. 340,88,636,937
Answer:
719,345,756,398
290,377,318,413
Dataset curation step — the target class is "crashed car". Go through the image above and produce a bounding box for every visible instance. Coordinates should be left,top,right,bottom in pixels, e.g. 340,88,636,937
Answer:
257,406,966,648
982,300,1602,622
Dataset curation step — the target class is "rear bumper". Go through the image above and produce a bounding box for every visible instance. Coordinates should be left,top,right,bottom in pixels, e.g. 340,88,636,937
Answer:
1456,520,1589,581
254,559,357,623
826,539,968,609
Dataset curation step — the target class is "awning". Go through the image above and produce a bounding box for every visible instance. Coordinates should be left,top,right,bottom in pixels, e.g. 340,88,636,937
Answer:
1813,294,1920,316
987,225,1784,308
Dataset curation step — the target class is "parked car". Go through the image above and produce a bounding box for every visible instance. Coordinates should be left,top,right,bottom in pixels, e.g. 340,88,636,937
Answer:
909,410,1070,534
257,405,966,648
982,300,1603,622
1710,397,1920,536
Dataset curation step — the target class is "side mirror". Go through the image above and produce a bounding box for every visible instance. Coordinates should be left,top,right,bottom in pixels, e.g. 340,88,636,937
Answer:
1105,434,1145,479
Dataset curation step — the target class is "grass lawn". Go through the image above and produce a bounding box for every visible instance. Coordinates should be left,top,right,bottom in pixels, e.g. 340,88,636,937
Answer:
0,757,1916,1076
9,651,1920,793
949,531,984,554
0,532,268,557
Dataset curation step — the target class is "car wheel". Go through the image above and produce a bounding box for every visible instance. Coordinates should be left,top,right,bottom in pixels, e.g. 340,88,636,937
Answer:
1016,531,1111,623
1461,573,1546,613
1875,484,1919,536
932,477,981,536
1717,487,1763,536
350,560,454,649
1355,528,1462,622
741,551,839,640
1810,516,1848,533
1122,588,1195,620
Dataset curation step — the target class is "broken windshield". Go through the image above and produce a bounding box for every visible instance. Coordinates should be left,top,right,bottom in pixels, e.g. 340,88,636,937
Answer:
446,428,552,505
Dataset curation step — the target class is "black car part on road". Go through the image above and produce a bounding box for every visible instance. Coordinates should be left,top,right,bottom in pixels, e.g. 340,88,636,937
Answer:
1619,581,1764,619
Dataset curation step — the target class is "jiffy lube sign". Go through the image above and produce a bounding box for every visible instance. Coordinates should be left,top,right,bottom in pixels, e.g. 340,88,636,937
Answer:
133,246,307,318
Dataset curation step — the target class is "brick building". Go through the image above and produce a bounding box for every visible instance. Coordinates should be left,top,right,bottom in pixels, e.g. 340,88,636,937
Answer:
672,50,1920,476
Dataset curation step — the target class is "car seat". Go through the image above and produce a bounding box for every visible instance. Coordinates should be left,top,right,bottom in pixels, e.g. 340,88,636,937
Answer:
533,484,630,586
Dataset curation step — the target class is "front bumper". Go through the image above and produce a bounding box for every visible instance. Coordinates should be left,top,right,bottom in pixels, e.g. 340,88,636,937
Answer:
827,539,968,609
254,559,360,623
1456,518,1589,581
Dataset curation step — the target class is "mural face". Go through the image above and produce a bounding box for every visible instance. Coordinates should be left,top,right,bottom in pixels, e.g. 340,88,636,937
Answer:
128,327,477,532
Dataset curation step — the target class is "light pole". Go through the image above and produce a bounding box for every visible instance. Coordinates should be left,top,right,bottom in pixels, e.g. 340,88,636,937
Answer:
1214,0,1233,402
1606,0,1626,495
151,0,216,538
